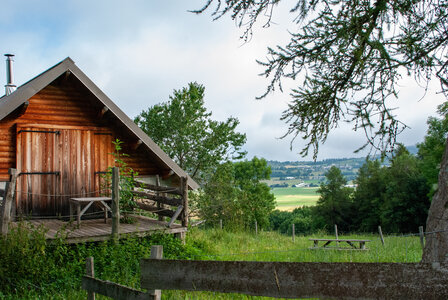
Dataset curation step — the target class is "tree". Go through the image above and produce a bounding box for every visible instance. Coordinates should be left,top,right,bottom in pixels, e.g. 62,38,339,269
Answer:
352,159,386,232
196,0,448,262
194,157,275,229
352,146,430,233
234,157,276,228
315,166,354,230
380,145,430,233
134,82,246,184
192,161,243,227
418,103,448,195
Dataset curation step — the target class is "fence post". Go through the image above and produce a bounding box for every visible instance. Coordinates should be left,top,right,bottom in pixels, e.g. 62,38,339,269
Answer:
111,167,120,241
219,219,223,230
292,224,295,243
181,177,188,228
86,257,95,300
149,245,163,300
419,226,425,250
378,226,385,246
255,221,258,235
335,224,339,248
1,168,18,236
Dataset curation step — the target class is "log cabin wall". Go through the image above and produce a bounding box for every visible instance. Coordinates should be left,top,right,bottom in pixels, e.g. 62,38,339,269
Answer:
0,75,164,216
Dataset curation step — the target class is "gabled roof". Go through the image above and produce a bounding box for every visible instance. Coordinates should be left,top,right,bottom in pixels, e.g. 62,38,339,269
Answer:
0,57,199,189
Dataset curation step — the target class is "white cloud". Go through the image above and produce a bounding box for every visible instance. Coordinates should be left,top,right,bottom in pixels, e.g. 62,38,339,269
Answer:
1,0,445,162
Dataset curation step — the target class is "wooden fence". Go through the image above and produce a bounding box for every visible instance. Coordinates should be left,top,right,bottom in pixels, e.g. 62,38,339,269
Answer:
83,245,448,299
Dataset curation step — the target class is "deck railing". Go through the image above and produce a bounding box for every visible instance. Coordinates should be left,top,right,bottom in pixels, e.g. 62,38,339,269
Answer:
131,176,188,228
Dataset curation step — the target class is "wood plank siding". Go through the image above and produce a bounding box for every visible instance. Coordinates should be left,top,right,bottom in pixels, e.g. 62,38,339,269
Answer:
0,75,165,217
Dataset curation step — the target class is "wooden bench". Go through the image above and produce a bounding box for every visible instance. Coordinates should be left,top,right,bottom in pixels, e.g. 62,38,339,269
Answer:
69,197,112,226
309,238,371,250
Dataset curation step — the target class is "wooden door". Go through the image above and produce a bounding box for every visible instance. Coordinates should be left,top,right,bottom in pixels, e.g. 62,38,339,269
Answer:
16,126,114,217
16,126,59,216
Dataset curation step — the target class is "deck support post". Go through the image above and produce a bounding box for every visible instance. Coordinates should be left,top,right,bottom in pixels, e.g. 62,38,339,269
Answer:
181,177,188,228
111,167,120,242
1,168,18,236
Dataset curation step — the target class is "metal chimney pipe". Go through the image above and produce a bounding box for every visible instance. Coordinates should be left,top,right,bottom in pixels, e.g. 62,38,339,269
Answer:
5,54,16,96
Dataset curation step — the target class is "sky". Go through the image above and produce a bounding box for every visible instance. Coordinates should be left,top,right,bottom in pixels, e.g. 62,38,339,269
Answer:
0,1,445,161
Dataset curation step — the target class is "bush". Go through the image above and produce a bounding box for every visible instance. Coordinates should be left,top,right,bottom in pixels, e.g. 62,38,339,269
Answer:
0,223,204,297
269,207,323,235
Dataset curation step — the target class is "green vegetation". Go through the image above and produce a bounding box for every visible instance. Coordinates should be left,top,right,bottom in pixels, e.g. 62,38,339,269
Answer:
315,166,355,230
134,82,246,184
0,222,205,299
193,157,275,229
0,224,422,299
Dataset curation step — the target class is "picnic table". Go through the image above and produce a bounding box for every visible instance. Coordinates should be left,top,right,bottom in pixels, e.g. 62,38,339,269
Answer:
309,238,371,250
69,197,112,226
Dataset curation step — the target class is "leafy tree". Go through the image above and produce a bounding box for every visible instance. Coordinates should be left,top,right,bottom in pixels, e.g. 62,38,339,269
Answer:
352,146,430,233
418,103,448,195
315,166,354,230
380,146,431,233
194,157,275,229
196,0,448,262
192,162,243,227
234,157,276,228
134,82,246,184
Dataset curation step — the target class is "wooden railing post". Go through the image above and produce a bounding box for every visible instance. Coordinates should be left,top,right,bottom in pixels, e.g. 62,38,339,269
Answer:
181,177,188,228
148,245,163,300
156,175,164,222
111,167,120,241
86,257,95,300
1,168,18,236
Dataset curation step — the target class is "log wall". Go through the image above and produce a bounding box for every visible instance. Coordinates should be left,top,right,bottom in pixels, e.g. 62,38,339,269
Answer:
0,75,164,216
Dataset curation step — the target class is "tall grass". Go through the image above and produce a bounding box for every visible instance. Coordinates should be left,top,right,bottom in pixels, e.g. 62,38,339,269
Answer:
0,224,422,299
164,228,422,299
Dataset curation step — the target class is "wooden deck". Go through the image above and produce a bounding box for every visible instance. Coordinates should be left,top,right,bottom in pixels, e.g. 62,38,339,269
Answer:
16,215,186,244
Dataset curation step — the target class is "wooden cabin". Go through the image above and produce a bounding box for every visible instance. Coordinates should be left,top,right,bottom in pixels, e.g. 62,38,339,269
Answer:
0,57,198,241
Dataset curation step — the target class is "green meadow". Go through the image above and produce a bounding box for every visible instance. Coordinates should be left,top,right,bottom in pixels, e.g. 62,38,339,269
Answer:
272,187,319,211
1,225,422,299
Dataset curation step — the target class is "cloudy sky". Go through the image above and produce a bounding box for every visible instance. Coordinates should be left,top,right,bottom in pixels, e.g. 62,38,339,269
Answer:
1,1,445,161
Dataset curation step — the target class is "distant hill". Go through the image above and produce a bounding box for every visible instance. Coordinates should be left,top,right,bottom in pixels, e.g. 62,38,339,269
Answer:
267,145,417,182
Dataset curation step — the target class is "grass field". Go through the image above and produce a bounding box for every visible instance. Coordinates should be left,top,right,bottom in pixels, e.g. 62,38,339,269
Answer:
272,187,319,211
3,227,422,299
165,228,422,299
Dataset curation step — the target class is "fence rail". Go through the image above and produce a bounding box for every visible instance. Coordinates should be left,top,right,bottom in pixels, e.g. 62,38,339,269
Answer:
82,245,448,299
140,258,448,299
